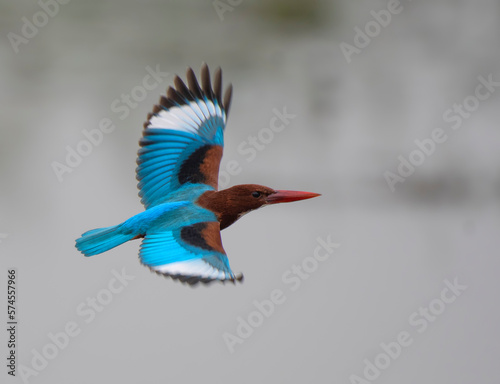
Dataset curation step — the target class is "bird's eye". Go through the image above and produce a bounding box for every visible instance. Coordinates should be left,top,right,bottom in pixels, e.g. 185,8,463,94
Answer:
252,191,261,198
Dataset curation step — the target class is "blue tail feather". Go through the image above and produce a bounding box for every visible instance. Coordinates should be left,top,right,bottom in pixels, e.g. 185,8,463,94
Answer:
76,224,135,256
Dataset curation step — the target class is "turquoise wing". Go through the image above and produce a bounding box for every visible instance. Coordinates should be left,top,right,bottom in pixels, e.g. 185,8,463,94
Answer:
136,64,233,208
140,221,243,285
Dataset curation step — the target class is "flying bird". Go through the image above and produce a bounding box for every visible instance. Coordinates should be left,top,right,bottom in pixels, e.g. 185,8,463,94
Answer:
76,64,320,285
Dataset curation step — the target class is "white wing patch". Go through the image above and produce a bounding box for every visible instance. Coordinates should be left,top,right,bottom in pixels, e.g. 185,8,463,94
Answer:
152,259,229,280
147,100,223,135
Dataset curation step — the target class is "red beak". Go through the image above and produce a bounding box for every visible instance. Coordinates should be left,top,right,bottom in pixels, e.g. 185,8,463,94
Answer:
266,190,321,204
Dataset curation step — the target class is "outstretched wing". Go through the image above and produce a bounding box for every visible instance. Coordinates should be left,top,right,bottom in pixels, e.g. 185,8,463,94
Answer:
140,221,243,285
136,63,233,208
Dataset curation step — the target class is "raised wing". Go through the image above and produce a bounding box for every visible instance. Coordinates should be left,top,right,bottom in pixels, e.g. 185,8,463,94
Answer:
136,63,233,208
140,221,243,285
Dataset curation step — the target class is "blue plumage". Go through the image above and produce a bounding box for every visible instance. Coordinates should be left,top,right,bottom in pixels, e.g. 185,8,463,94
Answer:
75,64,241,285
76,225,135,256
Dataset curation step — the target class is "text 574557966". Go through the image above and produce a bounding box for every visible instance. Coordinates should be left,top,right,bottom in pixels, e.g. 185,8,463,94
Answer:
7,269,17,377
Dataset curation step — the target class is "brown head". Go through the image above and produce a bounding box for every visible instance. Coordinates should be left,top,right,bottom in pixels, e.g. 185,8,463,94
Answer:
198,184,320,230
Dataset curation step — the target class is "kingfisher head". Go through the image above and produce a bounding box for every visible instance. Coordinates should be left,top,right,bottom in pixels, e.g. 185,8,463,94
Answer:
199,184,320,230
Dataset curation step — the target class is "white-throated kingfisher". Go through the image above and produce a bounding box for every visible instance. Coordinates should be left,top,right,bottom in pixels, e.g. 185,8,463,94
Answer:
76,64,320,285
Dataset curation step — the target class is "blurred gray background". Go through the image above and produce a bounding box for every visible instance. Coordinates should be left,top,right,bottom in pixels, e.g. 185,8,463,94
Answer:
1,0,499,383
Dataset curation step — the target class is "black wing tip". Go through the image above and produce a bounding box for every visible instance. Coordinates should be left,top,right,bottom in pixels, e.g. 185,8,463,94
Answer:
146,64,232,130
173,76,194,102
213,67,223,105
223,83,233,117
